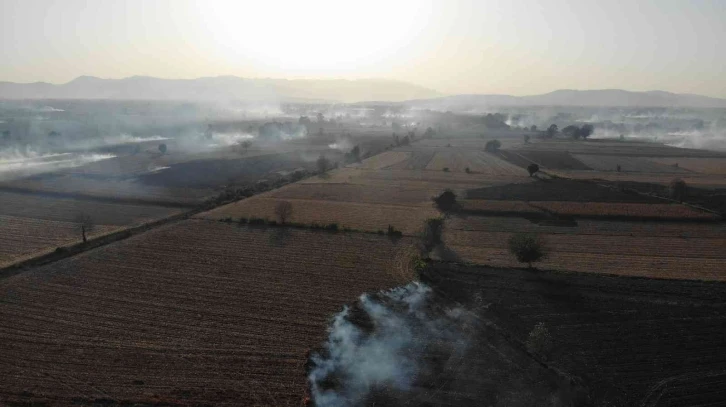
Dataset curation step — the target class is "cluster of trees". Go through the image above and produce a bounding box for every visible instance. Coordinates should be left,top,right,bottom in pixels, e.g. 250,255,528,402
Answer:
484,139,501,152
392,133,411,147
543,123,594,140
561,124,594,140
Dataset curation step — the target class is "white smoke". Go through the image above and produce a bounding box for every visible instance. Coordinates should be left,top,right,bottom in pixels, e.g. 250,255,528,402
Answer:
308,282,473,407
0,147,115,178
591,128,726,151
112,134,171,144
206,132,255,147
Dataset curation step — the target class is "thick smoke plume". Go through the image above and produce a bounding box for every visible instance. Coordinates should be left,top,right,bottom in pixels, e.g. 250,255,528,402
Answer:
308,282,474,407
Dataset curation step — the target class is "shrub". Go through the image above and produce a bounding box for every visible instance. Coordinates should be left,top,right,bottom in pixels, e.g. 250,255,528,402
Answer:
507,233,546,268
274,200,294,224
669,178,687,202
248,217,267,226
387,225,403,237
316,155,331,174
421,217,444,252
325,223,339,231
465,167,471,174
484,139,501,152
442,167,450,172
527,163,540,177
526,322,553,358
376,230,385,235
238,217,248,224
433,189,457,212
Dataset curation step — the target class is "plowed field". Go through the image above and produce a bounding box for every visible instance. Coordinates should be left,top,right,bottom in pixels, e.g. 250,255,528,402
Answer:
443,215,726,280
0,191,183,225
0,220,416,406
530,201,717,220
424,151,527,176
198,197,439,235
0,215,119,266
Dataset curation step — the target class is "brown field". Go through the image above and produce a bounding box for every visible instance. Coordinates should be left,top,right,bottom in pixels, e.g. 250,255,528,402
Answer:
510,139,726,157
424,150,527,175
0,215,119,266
386,150,435,170
0,220,416,406
548,169,726,188
529,201,717,220
572,154,688,173
355,151,411,169
458,199,543,214
0,175,211,206
0,191,183,225
197,197,439,235
447,215,726,238
647,157,726,175
443,215,726,280
514,150,591,170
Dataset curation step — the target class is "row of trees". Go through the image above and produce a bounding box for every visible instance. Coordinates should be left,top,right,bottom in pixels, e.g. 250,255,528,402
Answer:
543,123,593,139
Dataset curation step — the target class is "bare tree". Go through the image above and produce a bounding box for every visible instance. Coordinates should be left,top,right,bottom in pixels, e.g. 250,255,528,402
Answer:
75,213,95,243
275,201,293,224
670,178,687,202
316,155,331,174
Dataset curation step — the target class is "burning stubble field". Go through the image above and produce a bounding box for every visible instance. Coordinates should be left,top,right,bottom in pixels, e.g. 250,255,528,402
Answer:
0,220,417,406
422,264,726,406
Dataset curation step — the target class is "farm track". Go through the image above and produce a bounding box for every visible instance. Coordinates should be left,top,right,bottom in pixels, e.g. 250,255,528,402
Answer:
0,220,415,406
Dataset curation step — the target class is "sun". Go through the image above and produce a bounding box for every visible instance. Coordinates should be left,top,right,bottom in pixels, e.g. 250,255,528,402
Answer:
196,0,431,76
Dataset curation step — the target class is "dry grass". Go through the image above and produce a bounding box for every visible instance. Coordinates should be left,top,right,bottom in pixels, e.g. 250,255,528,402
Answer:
647,157,726,175
355,151,411,169
458,200,543,214
529,201,717,220
445,228,726,281
549,170,726,188
425,151,527,176
0,215,119,266
198,197,439,235
573,154,688,173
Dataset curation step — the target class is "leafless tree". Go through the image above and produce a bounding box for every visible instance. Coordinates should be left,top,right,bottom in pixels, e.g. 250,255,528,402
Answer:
275,201,293,224
75,212,95,243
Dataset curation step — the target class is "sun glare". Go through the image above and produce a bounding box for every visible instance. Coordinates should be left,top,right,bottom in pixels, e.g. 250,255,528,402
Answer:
196,0,431,76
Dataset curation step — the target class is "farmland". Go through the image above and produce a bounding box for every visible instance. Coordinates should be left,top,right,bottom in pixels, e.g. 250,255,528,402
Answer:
443,215,726,280
0,215,119,266
573,154,689,173
0,191,183,266
198,197,440,235
422,264,726,406
529,201,718,220
0,220,416,406
647,157,726,175
2,108,726,407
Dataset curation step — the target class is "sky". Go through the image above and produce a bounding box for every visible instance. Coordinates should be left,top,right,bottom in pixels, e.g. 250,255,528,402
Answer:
1,0,725,97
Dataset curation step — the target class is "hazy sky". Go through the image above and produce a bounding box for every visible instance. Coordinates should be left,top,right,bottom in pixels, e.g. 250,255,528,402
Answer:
1,0,725,97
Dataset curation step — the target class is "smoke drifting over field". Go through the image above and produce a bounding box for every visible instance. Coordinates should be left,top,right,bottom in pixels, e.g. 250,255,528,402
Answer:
308,283,474,407
0,148,115,179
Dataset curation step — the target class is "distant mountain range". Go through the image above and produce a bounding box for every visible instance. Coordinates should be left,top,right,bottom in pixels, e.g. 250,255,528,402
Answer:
408,89,726,109
0,76,440,103
1,76,725,107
